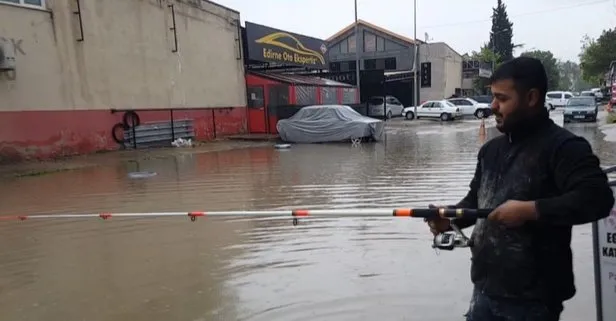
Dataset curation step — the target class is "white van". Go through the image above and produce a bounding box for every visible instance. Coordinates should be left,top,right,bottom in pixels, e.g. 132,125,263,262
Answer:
545,91,574,110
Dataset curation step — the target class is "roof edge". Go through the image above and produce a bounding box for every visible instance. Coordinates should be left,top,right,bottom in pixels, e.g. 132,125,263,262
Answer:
326,19,422,45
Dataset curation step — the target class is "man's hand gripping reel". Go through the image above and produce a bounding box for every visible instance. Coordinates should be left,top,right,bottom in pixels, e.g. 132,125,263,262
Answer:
424,206,483,251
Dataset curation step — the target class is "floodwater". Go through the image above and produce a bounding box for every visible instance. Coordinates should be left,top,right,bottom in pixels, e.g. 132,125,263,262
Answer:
0,111,613,321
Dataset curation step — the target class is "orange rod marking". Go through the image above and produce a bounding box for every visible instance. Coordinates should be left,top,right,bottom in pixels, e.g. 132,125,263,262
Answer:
292,210,309,217
188,212,206,217
99,213,112,220
393,209,413,216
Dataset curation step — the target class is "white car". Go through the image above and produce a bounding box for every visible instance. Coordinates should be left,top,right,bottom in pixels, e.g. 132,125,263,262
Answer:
545,91,574,110
367,96,404,119
404,100,463,121
591,88,604,101
447,97,491,118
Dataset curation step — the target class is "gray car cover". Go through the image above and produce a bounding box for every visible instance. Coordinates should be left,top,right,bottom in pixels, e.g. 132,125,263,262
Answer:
276,105,384,143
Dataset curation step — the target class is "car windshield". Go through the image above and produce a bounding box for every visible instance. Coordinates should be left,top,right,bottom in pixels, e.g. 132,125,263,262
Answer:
580,92,594,96
566,98,595,107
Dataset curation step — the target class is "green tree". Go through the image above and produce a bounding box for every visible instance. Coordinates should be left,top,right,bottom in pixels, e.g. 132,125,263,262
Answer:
558,60,592,92
488,0,514,62
520,50,561,90
467,45,500,93
579,30,616,85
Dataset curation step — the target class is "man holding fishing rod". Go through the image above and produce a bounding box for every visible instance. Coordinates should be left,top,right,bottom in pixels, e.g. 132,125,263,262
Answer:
427,56,615,321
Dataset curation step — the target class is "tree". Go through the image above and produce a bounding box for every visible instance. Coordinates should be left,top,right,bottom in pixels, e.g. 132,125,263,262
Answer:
488,0,514,63
558,60,592,92
520,50,560,90
579,29,616,85
467,45,500,93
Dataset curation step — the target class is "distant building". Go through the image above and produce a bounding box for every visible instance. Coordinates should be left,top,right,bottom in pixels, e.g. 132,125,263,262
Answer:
461,59,493,96
324,20,463,104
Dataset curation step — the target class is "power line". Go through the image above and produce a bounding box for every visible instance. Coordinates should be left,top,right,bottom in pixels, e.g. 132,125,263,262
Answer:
420,0,611,29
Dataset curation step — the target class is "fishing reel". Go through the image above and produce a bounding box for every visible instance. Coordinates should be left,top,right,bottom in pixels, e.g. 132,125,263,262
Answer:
432,223,472,251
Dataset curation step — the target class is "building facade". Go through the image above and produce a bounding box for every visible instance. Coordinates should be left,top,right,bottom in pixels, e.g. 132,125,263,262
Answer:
326,20,416,73
461,59,493,96
0,0,247,161
325,20,462,104
417,42,463,101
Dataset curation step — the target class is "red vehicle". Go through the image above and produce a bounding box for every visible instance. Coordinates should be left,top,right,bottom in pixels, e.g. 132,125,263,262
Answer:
608,60,616,104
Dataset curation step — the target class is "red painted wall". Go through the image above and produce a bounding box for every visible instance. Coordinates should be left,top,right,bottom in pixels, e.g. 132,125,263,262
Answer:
0,107,246,162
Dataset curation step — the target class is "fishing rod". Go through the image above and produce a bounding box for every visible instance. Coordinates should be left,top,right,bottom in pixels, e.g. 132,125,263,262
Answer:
0,208,491,251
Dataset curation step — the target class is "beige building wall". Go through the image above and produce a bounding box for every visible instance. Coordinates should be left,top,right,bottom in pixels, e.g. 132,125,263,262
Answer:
0,0,246,112
418,42,462,101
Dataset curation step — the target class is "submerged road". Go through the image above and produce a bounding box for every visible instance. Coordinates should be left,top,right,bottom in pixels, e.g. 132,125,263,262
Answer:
0,110,614,321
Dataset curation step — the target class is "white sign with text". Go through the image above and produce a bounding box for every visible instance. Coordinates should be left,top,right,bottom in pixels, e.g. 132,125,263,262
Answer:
597,198,616,321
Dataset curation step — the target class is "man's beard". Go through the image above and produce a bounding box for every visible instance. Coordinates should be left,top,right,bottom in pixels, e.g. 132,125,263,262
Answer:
494,105,532,133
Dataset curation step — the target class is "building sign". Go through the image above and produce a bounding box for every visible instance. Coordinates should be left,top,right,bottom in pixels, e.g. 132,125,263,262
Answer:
420,62,432,88
245,21,327,68
318,71,356,86
594,186,616,321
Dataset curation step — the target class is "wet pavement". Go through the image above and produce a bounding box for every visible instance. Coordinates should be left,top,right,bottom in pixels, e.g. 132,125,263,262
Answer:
0,110,613,321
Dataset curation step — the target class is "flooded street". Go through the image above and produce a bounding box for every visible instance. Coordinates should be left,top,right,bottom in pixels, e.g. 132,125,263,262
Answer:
0,111,614,321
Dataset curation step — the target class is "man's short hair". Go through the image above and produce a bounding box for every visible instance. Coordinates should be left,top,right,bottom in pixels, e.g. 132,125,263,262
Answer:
489,56,548,107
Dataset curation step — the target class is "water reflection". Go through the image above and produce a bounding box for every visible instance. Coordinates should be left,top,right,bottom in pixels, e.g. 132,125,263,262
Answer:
0,115,613,321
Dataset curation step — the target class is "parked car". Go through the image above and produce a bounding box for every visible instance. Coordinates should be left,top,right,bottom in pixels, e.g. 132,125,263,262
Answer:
563,97,598,123
367,96,404,119
545,91,574,110
447,97,492,118
470,95,492,104
403,100,463,121
276,105,384,143
591,88,604,101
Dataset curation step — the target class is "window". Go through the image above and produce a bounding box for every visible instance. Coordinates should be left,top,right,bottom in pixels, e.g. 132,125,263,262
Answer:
384,57,396,70
364,32,376,52
320,87,337,104
368,97,384,105
348,36,356,53
376,37,385,52
329,62,341,72
546,93,562,99
364,59,376,70
564,93,573,99
347,60,357,71
386,97,401,105
0,0,44,8
340,39,348,54
295,86,317,105
246,86,264,108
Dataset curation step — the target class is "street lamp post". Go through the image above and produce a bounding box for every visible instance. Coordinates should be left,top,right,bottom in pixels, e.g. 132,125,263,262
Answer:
354,0,361,100
413,0,418,116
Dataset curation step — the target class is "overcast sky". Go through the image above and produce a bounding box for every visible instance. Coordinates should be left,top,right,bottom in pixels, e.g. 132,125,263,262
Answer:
215,0,615,62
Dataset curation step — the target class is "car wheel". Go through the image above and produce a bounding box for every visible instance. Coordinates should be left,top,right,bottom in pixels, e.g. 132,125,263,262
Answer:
475,109,485,119
387,111,393,119
405,111,415,120
440,113,451,121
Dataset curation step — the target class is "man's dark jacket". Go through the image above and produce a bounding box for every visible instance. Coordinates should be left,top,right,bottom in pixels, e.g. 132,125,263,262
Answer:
454,108,614,303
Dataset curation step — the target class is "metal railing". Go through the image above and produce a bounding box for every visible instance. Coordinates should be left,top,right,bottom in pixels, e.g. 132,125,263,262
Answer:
124,119,194,149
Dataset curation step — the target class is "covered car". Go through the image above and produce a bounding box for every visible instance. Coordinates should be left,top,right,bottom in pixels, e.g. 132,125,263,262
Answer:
276,105,384,143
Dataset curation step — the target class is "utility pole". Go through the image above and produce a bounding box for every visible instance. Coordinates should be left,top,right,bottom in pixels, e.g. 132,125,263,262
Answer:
413,0,418,116
354,0,361,101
